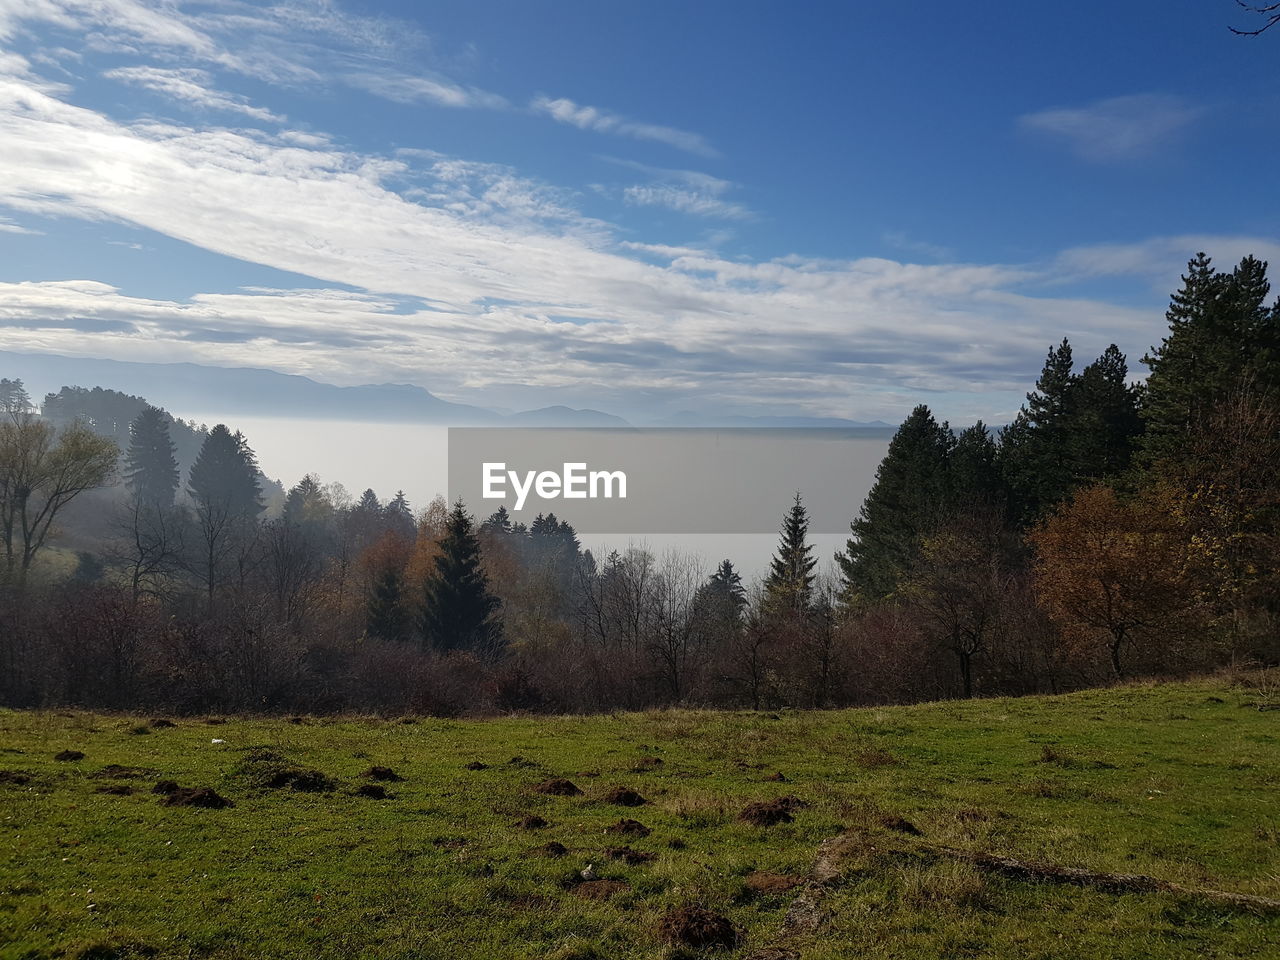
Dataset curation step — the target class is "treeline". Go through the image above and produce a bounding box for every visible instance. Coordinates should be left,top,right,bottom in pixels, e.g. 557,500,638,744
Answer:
0,252,1277,715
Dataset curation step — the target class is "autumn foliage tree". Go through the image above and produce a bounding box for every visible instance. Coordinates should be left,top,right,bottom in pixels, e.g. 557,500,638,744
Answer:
1029,484,1207,679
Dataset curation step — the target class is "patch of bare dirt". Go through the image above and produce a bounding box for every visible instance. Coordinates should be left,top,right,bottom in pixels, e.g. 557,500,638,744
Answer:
657,906,739,949
516,815,549,830
464,761,488,770
0,770,32,785
878,814,921,835
604,818,650,837
601,785,646,806
354,783,388,799
95,784,133,796
161,787,233,809
151,780,179,795
630,756,663,772
572,879,629,900
529,841,567,858
739,796,807,827
744,871,802,895
362,766,402,781
149,718,176,728
92,764,152,780
54,750,84,762
603,845,655,865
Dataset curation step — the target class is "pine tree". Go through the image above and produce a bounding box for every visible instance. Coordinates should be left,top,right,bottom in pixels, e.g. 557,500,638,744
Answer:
385,490,415,539
765,493,817,616
0,378,32,415
837,405,953,602
481,505,513,536
1141,253,1280,463
366,567,409,642
124,406,180,509
419,500,503,654
999,339,1077,523
187,425,263,519
949,421,1002,508
1070,344,1141,480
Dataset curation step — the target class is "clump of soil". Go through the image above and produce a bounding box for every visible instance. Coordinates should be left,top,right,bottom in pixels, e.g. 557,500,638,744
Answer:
95,784,133,796
464,761,488,771
0,770,32,785
657,906,739,949
877,814,921,835
533,778,582,796
604,818,651,837
354,783,388,799
262,768,336,792
601,786,646,806
630,756,663,772
152,780,179,795
744,871,802,895
149,718,176,728
764,771,789,782
128,725,151,736
668,837,688,850
739,796,807,827
853,747,899,768
362,766,402,781
516,815,549,830
162,787,233,809
604,845,655,865
572,879,629,900
508,755,539,768
54,750,84,762
532,841,567,858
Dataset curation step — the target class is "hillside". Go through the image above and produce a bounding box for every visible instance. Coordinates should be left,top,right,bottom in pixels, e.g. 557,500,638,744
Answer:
1,677,1278,959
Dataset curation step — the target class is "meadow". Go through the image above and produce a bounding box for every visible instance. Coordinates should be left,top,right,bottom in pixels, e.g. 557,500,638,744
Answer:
1,675,1278,959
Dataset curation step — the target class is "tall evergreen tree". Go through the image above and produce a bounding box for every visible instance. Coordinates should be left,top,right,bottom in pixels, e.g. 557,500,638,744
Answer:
949,421,1002,508
1141,253,1280,463
1070,344,1141,480
366,567,409,643
999,339,1078,522
124,406,179,509
419,500,503,654
385,490,415,539
187,425,263,519
765,493,817,616
837,405,953,602
0,378,32,415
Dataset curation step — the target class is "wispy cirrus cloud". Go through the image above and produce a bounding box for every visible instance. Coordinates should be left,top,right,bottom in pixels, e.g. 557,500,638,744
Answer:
532,95,717,157
105,66,284,122
1019,93,1202,162
603,156,750,220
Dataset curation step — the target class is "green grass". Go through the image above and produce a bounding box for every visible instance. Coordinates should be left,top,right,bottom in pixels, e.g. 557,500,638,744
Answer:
1,677,1278,959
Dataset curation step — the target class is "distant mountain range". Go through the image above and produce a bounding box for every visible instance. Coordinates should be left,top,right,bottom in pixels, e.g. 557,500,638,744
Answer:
1,351,626,427
1,350,890,430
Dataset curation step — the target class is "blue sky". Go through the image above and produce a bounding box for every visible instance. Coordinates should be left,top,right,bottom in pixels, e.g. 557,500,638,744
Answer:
0,0,1277,425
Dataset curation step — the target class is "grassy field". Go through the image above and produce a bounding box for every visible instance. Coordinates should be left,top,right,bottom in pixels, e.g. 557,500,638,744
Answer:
1,677,1278,960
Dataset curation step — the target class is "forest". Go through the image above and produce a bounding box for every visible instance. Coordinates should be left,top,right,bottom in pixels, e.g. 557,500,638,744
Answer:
1,253,1277,716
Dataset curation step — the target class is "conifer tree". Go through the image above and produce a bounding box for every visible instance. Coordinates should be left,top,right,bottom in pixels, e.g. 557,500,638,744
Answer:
419,500,503,654
1141,253,1280,463
999,339,1077,522
949,421,1002,508
0,378,32,415
1070,344,1141,480
837,405,953,602
187,425,263,520
385,490,415,539
765,493,817,616
124,406,180,509
366,567,409,643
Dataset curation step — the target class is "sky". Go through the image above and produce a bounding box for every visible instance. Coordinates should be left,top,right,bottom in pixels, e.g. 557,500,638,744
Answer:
0,0,1278,427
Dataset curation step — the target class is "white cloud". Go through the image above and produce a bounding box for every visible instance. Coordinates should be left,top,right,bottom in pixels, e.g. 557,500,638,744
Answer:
1019,94,1202,162
623,184,751,220
532,95,717,157
105,66,284,122
344,71,506,110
